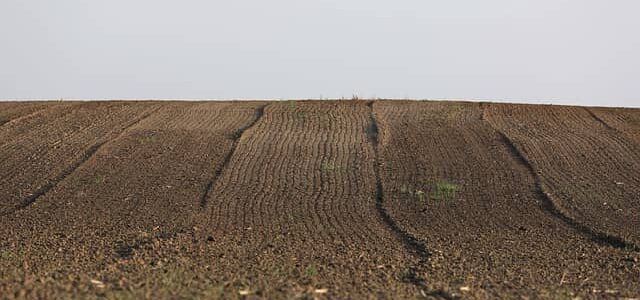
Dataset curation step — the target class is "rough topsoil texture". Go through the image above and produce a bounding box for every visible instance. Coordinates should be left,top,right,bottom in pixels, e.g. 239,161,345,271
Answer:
0,100,638,299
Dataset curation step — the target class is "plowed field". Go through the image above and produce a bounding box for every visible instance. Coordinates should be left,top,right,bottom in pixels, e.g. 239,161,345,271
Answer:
0,101,638,299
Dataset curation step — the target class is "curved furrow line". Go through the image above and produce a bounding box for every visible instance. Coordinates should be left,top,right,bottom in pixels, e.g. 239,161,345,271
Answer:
306,125,332,244
305,104,351,243
206,101,409,245
209,104,274,232
483,109,639,251
0,103,124,154
367,101,431,262
374,101,640,296
253,108,285,234
0,104,82,154
588,108,640,145
347,105,385,244
199,104,267,209
0,105,161,217
571,118,640,184
291,105,341,243
0,103,146,182
494,104,639,242
196,101,424,298
584,107,617,132
574,108,640,179
0,103,155,215
318,114,351,244
0,103,52,128
584,107,640,163
258,108,292,233
245,124,278,233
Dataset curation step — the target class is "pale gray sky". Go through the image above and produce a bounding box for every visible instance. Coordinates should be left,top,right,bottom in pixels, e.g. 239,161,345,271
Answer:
1,1,639,107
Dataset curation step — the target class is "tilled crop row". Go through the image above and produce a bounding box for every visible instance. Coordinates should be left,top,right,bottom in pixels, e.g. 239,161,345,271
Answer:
484,104,640,247
372,101,639,298
590,107,640,145
198,101,423,298
0,102,157,215
0,102,266,296
0,102,53,128
0,101,638,299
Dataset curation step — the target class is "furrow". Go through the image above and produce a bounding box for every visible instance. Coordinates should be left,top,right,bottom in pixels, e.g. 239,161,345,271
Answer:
0,102,57,129
483,103,640,246
199,104,267,209
0,103,80,151
584,107,617,132
367,101,431,261
587,107,640,145
0,103,144,181
197,101,421,297
2,106,160,216
487,119,639,251
373,100,640,297
0,103,156,214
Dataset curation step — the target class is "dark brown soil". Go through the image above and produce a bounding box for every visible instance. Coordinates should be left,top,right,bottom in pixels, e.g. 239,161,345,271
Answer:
0,100,638,299
485,104,640,247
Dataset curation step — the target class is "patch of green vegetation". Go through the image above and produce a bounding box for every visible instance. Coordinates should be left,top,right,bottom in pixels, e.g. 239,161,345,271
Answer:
431,181,461,201
305,265,317,277
400,183,412,194
400,180,461,203
399,267,424,284
95,175,105,184
320,161,342,173
0,250,14,260
138,135,157,144
414,190,426,202
295,111,307,120
624,240,636,252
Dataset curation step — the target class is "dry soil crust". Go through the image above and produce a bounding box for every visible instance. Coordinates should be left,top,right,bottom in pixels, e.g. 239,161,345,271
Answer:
0,100,638,299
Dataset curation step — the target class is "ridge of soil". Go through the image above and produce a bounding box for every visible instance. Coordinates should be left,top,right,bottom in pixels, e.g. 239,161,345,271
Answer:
0,100,638,299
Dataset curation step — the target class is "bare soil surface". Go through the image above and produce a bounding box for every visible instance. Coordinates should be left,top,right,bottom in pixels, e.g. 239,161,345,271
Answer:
0,102,53,128
590,107,640,145
373,101,639,298
0,101,638,299
484,104,640,248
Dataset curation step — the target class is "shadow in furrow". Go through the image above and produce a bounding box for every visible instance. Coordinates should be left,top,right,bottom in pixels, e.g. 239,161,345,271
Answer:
584,107,617,132
199,104,268,208
366,101,431,262
482,107,638,251
0,106,50,129
2,106,160,217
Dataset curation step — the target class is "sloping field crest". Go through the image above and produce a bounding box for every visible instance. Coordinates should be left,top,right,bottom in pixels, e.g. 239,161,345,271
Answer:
0,100,638,299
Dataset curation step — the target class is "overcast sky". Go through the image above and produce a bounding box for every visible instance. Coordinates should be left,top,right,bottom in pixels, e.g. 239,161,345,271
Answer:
1,1,639,107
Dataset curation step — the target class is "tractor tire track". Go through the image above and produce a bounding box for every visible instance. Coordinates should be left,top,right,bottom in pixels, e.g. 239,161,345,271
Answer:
198,101,423,297
483,108,638,251
0,105,50,128
373,100,640,297
483,103,640,248
1,106,160,216
585,106,640,146
367,101,431,262
584,107,617,132
1,101,638,299
199,104,268,208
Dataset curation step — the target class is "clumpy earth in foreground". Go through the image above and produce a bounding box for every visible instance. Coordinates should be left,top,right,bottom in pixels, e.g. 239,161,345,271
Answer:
0,100,638,299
